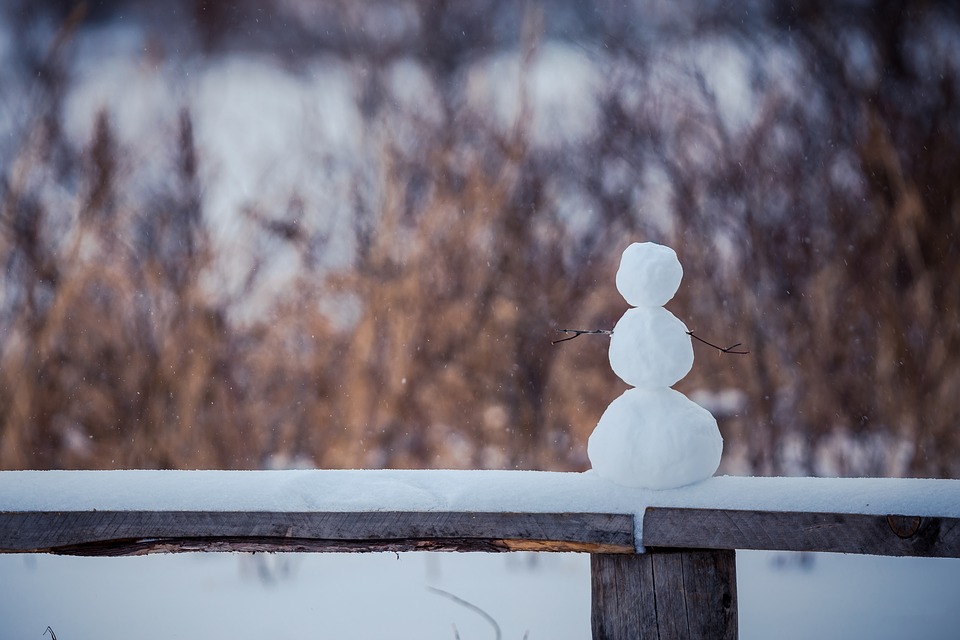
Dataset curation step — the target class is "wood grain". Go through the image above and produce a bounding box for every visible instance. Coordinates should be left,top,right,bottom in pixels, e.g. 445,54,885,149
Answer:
590,553,658,639
6,507,957,558
591,549,737,640
643,508,960,558
0,511,636,556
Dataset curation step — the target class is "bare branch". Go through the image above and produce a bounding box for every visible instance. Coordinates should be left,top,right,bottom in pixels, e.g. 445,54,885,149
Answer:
687,331,749,355
551,328,613,344
553,328,748,355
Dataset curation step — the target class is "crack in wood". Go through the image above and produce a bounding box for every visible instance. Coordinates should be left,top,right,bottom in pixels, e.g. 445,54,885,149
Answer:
0,511,636,556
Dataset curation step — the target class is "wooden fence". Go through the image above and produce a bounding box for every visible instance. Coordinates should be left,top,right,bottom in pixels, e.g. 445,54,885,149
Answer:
2,477,959,639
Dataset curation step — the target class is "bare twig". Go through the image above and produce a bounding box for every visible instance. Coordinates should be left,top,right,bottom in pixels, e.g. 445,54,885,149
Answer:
551,328,612,344
553,327,747,355
428,586,502,640
687,331,749,354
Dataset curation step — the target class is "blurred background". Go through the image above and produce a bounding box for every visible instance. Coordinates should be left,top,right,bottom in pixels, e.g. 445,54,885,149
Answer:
1,0,958,477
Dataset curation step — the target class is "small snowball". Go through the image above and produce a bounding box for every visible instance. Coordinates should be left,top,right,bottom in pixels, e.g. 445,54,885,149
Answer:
608,307,693,388
587,387,722,490
615,242,683,307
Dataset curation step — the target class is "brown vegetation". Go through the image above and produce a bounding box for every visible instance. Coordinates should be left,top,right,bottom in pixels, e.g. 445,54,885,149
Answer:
1,0,958,477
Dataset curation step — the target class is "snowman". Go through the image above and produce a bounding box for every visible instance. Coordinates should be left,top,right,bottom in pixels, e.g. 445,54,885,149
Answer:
586,242,723,490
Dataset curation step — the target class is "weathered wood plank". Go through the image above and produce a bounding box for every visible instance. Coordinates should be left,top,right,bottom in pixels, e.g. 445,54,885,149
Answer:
0,511,636,556
590,554,659,639
650,552,688,638
643,508,960,558
8,506,960,558
679,549,739,637
591,549,737,640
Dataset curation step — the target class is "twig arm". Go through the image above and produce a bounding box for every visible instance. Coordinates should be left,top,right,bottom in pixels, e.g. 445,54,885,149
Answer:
552,328,613,344
552,327,748,355
686,331,749,355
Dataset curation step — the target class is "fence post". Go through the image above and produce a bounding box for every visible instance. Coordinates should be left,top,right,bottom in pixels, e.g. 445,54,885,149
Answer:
591,549,738,640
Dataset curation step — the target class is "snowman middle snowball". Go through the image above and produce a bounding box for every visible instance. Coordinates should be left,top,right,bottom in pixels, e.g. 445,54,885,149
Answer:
608,306,693,388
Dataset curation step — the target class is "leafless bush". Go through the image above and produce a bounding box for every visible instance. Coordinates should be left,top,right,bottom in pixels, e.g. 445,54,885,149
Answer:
1,0,958,477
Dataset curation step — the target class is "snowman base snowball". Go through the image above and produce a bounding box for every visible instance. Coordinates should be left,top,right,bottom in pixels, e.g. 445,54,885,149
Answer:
588,387,722,490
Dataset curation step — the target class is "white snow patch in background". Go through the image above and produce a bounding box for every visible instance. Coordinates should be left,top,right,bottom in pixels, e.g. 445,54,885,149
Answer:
190,55,364,306
192,55,363,226
812,428,915,478
688,387,749,417
65,55,180,151
692,37,756,133
385,58,445,127
464,43,601,148
59,42,365,310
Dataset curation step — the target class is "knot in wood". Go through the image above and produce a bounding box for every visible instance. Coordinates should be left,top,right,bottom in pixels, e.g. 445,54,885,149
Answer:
886,514,922,538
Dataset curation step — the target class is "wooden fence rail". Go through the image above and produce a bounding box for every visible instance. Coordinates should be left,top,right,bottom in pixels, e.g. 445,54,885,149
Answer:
0,511,635,555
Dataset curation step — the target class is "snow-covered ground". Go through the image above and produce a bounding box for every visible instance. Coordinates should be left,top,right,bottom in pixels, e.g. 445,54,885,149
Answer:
1,549,959,639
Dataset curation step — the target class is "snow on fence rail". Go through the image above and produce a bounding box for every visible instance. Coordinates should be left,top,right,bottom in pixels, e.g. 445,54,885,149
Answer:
2,470,959,640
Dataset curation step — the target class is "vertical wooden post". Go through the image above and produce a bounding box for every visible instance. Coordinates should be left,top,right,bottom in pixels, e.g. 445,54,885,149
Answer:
591,549,737,640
